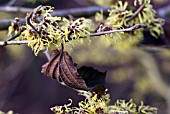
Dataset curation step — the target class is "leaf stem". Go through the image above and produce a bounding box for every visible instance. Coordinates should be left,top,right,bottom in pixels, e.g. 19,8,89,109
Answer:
0,6,109,30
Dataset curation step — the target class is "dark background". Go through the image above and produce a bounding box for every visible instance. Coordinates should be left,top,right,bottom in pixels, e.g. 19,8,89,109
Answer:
0,0,170,114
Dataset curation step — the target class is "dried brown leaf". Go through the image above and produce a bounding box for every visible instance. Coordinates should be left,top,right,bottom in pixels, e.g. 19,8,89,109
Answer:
41,49,88,90
41,49,60,80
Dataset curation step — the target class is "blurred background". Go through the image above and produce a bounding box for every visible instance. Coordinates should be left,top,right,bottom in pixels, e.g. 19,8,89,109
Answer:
0,0,170,114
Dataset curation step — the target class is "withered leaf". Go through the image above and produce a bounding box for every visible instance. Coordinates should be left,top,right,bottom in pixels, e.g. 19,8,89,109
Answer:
41,49,60,80
41,49,88,90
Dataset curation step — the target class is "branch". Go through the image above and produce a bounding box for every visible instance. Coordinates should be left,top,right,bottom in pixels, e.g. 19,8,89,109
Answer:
6,0,17,6
127,3,145,22
0,6,33,13
42,47,51,61
88,24,147,37
0,40,29,46
7,27,25,41
140,45,170,51
25,11,41,34
0,24,147,46
51,6,109,17
158,4,170,17
0,19,25,31
0,6,109,30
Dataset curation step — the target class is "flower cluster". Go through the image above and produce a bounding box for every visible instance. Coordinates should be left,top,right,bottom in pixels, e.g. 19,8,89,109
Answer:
51,91,157,114
51,99,73,114
8,6,92,55
108,99,157,114
7,0,164,54
51,91,110,114
95,0,164,50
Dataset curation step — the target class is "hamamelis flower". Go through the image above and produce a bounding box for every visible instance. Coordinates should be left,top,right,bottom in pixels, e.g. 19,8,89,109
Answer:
94,0,164,51
51,99,72,113
51,90,157,114
7,6,92,55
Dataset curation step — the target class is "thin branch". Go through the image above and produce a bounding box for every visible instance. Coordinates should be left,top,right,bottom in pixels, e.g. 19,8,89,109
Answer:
0,6,33,13
7,27,25,41
127,3,145,22
6,0,17,6
43,51,50,61
0,24,147,46
25,11,41,34
88,24,147,37
140,45,170,51
0,6,109,30
42,47,51,61
51,6,109,17
158,4,170,17
0,40,29,46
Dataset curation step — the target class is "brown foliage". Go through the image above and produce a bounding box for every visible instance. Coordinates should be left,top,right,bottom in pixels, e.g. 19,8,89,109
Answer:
41,49,88,90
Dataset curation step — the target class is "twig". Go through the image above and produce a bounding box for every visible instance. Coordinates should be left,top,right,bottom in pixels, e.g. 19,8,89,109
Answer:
0,6,109,30
6,0,17,6
7,27,25,41
42,47,51,61
0,40,51,61
0,6,33,13
25,11,41,34
0,40,29,46
140,45,170,51
88,24,147,37
51,6,109,17
127,3,145,22
158,4,170,17
43,51,50,61
0,24,147,46
0,24,147,47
